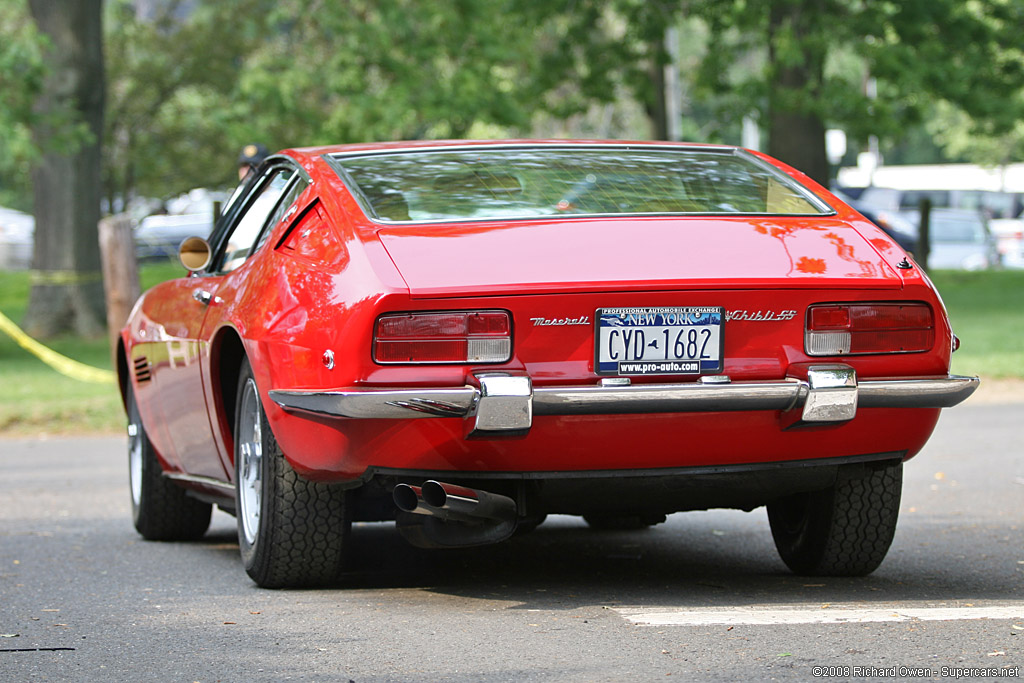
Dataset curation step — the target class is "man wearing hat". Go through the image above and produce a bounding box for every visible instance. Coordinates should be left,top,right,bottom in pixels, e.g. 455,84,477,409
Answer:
238,143,269,180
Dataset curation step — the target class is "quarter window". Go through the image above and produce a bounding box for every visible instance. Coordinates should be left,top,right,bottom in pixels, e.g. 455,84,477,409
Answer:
253,178,310,253
217,168,295,272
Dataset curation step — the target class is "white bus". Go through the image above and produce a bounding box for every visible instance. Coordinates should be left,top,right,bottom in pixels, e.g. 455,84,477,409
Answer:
837,162,1024,218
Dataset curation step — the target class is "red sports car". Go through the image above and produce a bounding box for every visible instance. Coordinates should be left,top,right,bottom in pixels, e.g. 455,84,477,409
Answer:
118,140,978,587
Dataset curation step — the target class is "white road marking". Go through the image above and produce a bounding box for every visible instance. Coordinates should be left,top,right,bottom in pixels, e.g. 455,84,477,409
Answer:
615,605,1024,626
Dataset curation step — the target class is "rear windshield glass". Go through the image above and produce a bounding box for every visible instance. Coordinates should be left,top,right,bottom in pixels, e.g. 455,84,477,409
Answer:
330,146,831,222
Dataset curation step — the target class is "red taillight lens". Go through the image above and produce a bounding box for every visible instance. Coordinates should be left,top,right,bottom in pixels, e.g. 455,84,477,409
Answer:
805,303,934,355
809,306,851,330
374,311,512,364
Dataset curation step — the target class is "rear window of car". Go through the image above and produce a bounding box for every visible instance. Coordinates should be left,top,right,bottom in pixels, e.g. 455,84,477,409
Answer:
330,146,832,223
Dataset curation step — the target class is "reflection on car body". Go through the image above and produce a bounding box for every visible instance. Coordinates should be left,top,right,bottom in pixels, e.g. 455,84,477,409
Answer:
118,141,978,587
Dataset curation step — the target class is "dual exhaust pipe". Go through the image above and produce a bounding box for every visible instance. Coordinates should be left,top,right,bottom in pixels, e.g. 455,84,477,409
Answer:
393,480,517,525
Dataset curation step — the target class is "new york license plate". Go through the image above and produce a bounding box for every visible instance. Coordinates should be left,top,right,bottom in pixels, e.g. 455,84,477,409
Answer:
596,307,724,376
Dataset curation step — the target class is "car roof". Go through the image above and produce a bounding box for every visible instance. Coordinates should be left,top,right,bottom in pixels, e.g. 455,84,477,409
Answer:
287,139,739,158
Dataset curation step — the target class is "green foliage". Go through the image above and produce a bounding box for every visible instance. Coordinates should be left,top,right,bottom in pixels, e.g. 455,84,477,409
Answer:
232,0,551,144
691,0,1024,148
927,101,1024,168
103,0,259,204
0,0,100,210
480,1,1022,176
98,0,592,203
6,0,1024,207
0,1,46,210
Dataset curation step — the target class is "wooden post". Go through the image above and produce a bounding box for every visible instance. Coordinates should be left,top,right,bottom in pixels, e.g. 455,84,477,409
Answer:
917,198,932,271
98,214,141,360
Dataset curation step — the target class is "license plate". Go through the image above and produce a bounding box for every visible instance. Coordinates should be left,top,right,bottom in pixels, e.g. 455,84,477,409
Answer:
596,307,724,376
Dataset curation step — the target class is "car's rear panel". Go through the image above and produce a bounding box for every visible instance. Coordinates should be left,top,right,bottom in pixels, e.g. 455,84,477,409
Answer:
262,158,954,483
265,280,951,482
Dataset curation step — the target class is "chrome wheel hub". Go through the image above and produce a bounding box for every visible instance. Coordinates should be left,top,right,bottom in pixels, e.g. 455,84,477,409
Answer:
237,378,263,546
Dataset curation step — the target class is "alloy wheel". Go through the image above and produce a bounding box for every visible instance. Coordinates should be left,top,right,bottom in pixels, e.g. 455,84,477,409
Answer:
237,378,263,546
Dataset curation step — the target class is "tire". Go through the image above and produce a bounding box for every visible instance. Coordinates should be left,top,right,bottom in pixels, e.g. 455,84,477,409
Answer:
584,513,667,531
234,360,350,588
768,463,902,576
127,382,212,541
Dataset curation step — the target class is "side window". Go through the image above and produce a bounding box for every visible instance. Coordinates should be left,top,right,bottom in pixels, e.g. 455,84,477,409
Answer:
217,168,295,272
252,178,310,253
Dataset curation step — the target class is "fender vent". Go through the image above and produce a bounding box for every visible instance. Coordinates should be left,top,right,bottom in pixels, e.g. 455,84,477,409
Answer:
133,356,152,383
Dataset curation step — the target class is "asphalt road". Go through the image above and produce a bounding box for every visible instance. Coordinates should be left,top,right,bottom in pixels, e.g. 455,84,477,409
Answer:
1,401,1021,682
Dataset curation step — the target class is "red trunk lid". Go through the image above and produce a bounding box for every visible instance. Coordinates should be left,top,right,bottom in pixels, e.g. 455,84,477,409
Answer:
378,216,904,297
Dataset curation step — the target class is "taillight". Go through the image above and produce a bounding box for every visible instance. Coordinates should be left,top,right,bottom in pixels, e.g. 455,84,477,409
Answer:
805,303,934,355
374,311,512,364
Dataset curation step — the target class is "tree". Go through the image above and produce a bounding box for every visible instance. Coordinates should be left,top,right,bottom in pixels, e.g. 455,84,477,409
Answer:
927,101,1024,171
521,0,677,140
98,0,569,204
103,0,257,206
226,0,553,146
764,0,828,183
695,0,1024,185
524,1,1024,186
22,0,107,338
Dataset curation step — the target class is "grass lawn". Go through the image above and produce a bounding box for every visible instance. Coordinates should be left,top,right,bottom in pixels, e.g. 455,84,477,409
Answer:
929,270,1024,379
0,266,1021,436
0,259,184,435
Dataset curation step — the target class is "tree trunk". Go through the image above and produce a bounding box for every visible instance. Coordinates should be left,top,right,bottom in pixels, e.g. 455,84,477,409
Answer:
23,0,106,338
767,0,829,187
646,50,669,141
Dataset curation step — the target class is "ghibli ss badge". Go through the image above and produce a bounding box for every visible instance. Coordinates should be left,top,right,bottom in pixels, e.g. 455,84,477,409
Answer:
531,315,591,327
727,309,798,322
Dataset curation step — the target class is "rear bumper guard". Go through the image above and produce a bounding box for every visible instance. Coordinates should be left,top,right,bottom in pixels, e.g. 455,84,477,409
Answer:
269,365,979,438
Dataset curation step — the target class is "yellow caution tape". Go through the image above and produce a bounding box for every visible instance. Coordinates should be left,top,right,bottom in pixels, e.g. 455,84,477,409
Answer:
0,310,117,384
29,270,104,286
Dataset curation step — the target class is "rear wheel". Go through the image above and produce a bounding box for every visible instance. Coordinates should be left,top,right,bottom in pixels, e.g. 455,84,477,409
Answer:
127,383,211,541
768,463,902,576
234,360,351,588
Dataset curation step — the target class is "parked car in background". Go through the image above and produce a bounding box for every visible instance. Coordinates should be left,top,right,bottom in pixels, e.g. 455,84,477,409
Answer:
118,140,977,588
134,213,214,260
901,208,1001,270
0,206,34,270
989,217,1024,269
134,188,223,260
2,189,224,270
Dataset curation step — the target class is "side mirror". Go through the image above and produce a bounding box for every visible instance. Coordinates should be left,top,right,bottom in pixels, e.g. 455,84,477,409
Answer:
178,236,212,272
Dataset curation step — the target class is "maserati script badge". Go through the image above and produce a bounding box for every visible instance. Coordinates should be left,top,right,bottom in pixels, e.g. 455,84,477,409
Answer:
531,316,591,327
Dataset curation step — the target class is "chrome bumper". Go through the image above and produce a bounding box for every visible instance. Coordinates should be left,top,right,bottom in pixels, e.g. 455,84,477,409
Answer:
269,366,979,438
